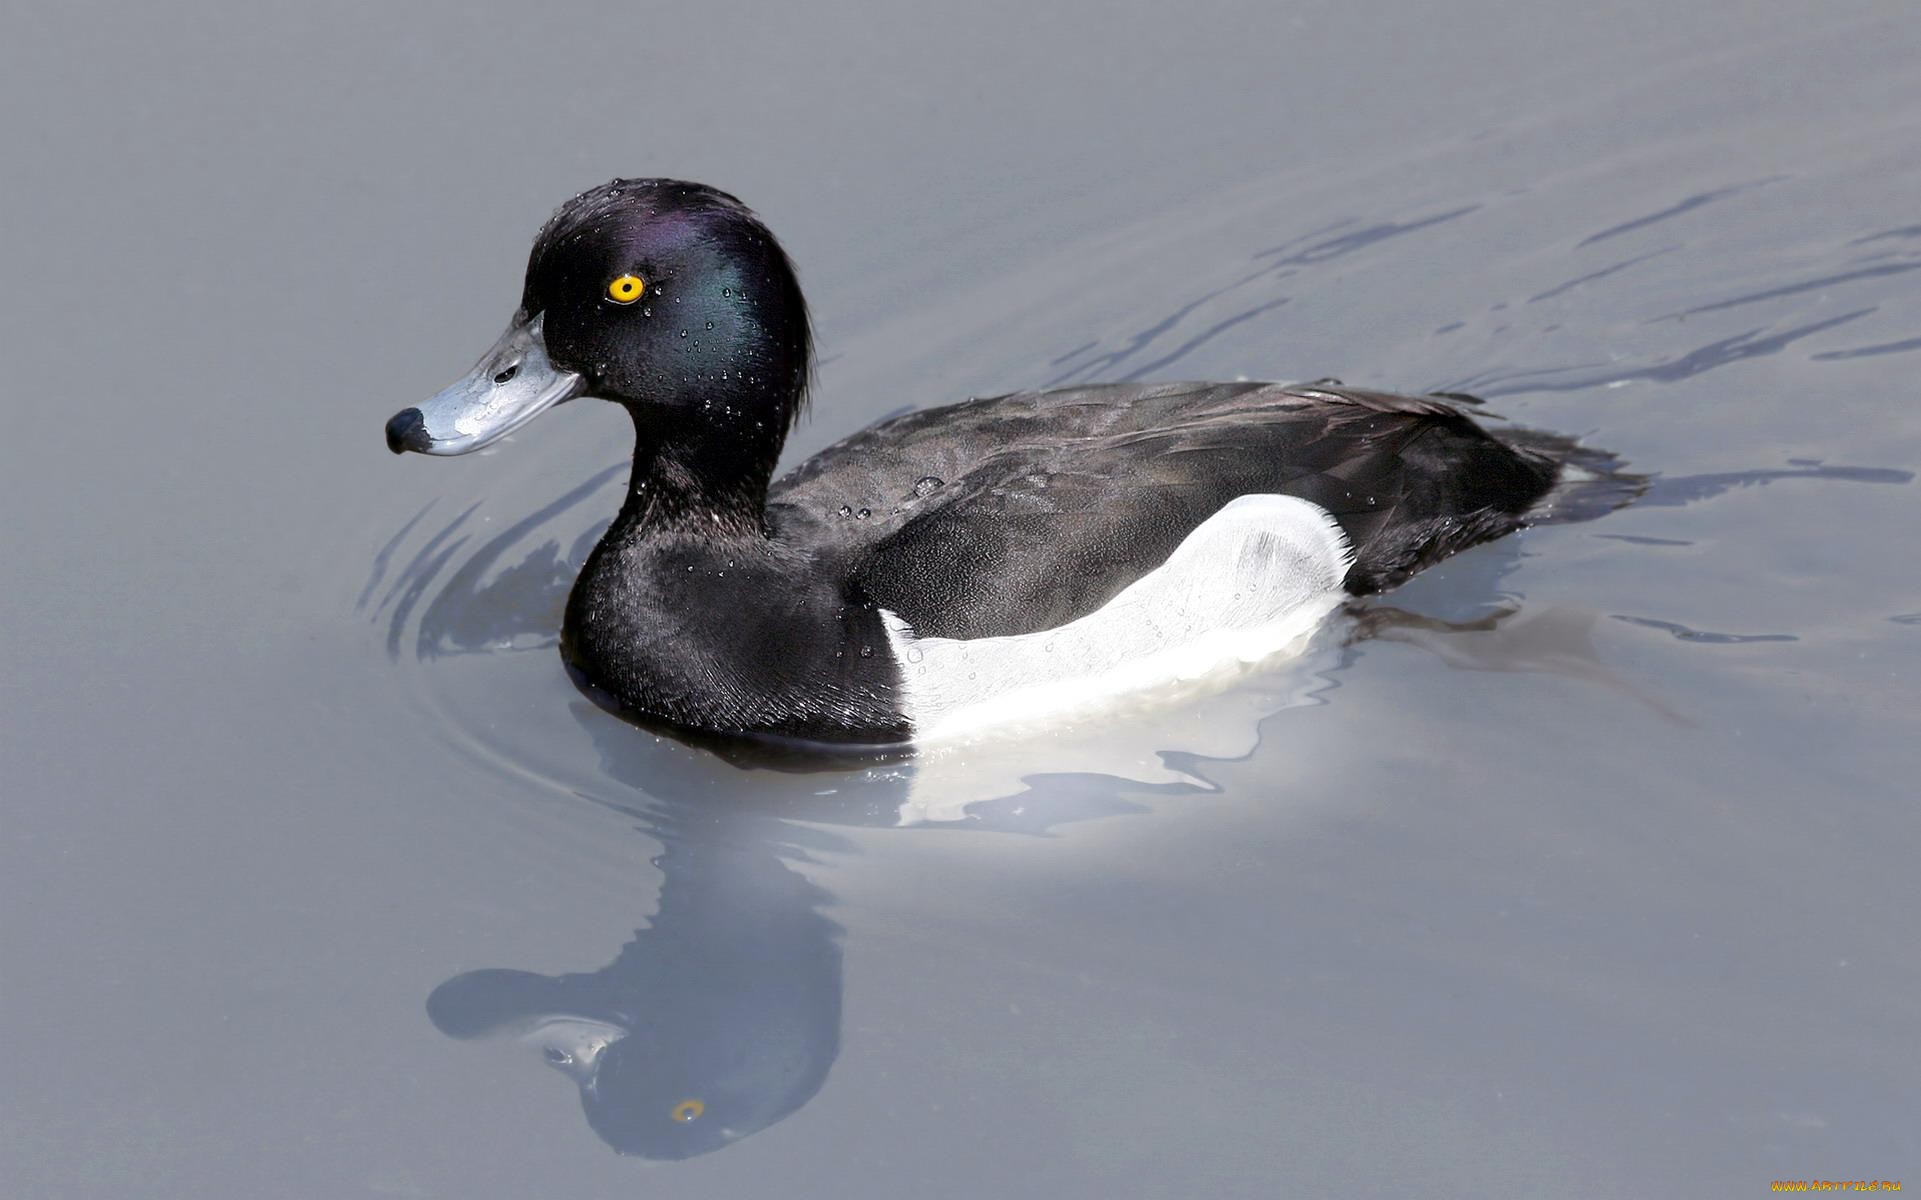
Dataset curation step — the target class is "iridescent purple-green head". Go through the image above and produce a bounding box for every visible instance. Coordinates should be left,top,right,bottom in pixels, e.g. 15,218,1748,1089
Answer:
386,180,811,491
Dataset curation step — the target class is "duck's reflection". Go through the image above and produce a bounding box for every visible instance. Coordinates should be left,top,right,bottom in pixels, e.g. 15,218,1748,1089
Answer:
427,780,843,1159
422,674,1246,1158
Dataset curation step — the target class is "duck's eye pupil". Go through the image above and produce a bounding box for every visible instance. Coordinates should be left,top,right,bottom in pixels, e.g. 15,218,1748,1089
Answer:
493,364,518,384
671,1098,704,1123
607,274,645,304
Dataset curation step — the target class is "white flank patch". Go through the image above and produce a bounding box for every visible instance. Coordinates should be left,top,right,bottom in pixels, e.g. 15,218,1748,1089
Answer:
883,494,1354,743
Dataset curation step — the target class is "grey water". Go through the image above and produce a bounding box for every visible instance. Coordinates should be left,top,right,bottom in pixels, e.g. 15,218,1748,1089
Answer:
4,2,1920,1195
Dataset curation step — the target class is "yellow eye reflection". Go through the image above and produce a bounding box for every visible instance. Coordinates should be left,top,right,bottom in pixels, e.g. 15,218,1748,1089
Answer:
606,274,646,304
670,1098,705,1123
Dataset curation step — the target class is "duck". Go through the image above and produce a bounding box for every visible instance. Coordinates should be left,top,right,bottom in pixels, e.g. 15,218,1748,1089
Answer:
385,179,1628,752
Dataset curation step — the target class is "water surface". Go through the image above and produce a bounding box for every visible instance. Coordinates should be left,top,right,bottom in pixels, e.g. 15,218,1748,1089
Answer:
4,2,1919,1195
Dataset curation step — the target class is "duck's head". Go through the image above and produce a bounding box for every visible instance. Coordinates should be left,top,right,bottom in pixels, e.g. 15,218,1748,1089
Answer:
386,180,810,493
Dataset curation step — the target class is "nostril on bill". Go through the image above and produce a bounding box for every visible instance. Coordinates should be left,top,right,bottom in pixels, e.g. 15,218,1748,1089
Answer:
493,363,519,384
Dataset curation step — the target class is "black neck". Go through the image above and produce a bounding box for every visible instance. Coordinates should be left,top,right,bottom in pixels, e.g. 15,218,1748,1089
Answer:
610,401,786,538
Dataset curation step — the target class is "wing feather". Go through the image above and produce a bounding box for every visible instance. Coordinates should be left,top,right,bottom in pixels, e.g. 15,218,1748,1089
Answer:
770,381,1557,640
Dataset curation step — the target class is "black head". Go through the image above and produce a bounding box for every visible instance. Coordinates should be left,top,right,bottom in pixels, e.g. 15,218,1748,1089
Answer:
386,180,811,511
525,180,810,426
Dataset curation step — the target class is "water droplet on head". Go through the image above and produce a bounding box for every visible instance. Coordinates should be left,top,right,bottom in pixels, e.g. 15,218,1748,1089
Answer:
837,504,853,517
913,476,944,497
705,319,714,330
856,508,871,520
859,645,873,658
906,647,923,663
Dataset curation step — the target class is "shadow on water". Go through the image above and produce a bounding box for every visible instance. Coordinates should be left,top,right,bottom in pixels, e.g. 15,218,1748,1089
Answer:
373,424,1908,1159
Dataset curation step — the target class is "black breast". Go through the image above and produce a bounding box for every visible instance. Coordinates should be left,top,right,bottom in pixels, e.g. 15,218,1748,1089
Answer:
562,527,912,748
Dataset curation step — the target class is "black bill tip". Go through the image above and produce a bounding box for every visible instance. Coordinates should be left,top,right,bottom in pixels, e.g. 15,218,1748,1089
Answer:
385,407,430,455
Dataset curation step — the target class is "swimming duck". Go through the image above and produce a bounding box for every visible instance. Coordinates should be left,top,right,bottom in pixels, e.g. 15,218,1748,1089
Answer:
385,179,1623,750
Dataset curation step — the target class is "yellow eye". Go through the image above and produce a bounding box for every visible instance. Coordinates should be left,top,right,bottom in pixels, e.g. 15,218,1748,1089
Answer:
671,1098,705,1123
606,274,646,304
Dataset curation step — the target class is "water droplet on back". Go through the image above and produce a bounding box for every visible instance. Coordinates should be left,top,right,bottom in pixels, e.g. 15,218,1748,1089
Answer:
913,476,944,497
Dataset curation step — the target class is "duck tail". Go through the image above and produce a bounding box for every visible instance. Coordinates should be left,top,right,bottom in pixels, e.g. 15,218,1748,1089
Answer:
1495,424,1647,525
